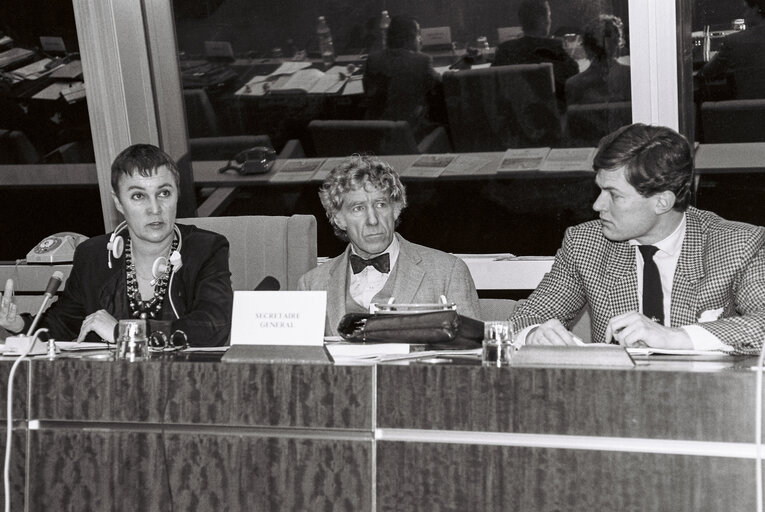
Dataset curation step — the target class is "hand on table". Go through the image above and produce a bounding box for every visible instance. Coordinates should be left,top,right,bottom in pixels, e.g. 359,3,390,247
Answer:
526,319,580,346
605,311,692,349
76,310,118,343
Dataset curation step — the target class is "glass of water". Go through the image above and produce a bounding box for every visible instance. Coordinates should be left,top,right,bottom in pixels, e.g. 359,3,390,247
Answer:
482,321,516,367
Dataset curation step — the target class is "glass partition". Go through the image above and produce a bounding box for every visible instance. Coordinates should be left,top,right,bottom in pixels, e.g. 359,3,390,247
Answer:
173,0,632,157
692,0,765,143
0,0,94,164
0,0,101,261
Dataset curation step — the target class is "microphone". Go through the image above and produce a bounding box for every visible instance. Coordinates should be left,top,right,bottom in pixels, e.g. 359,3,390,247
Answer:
254,276,280,291
27,271,64,335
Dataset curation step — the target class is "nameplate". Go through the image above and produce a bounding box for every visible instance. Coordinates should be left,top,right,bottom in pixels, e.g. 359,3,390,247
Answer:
230,290,326,346
204,40,235,60
420,27,452,47
497,26,523,43
40,36,66,54
511,345,635,368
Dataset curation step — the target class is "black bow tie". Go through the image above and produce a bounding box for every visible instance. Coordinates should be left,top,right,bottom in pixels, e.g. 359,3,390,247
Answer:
349,253,391,274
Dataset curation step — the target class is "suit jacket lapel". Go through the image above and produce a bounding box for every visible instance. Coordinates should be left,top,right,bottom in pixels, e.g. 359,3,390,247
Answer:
672,210,704,326
326,247,351,333
605,240,639,319
389,235,425,304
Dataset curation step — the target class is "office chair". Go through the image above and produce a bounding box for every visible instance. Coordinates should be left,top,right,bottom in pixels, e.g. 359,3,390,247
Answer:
308,119,451,156
443,63,561,152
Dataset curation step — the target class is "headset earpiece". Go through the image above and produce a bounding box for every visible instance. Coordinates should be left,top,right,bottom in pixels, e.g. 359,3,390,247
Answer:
169,250,182,271
107,221,128,268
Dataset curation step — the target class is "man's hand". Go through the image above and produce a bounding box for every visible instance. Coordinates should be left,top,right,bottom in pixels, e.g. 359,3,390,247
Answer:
526,319,580,346
76,310,118,343
0,279,24,333
605,311,692,349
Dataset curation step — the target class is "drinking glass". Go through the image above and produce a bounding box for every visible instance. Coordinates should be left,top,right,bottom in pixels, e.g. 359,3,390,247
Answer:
482,320,516,367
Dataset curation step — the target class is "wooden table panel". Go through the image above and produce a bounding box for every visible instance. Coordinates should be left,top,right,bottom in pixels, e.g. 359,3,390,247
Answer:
377,441,755,512
31,359,374,428
29,429,372,512
376,364,758,442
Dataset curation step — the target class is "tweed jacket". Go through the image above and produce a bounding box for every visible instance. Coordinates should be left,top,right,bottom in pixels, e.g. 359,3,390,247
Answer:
511,207,765,354
297,234,481,336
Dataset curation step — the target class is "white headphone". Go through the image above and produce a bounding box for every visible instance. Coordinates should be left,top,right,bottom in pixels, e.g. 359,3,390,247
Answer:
106,222,184,318
107,222,183,273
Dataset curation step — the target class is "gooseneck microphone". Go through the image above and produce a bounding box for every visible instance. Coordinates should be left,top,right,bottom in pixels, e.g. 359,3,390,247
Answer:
26,271,64,335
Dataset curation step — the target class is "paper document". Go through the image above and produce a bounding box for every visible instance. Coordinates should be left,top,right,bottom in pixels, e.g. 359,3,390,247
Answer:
269,159,323,183
55,341,111,352
539,148,596,171
626,347,731,357
401,154,457,178
12,58,54,80
498,147,550,172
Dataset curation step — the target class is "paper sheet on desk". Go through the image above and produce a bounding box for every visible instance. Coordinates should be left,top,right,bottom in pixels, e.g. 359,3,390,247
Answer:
54,341,111,351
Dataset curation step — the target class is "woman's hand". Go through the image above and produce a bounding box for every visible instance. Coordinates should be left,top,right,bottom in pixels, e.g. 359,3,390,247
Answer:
0,279,24,334
77,310,118,343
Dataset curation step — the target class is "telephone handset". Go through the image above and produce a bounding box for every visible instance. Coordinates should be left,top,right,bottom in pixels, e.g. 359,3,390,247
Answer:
26,232,88,264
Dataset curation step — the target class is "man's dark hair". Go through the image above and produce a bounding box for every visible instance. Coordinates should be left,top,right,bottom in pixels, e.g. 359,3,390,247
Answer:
518,0,549,33
111,143,180,193
387,16,419,50
593,123,693,211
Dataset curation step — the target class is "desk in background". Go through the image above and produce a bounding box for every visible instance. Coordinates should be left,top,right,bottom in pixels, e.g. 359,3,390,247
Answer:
0,355,760,510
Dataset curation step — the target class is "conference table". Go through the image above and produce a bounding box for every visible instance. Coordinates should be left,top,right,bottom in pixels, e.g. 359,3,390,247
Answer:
0,352,760,510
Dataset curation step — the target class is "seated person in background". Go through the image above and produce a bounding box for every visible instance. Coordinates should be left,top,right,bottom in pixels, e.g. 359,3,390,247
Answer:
0,144,233,346
698,0,765,99
493,0,579,106
511,123,765,355
363,16,445,140
565,14,631,105
298,155,480,336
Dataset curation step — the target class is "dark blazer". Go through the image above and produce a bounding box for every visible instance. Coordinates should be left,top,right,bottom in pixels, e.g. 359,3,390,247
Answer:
700,23,765,99
362,48,443,139
511,207,765,354
297,234,481,335
40,223,233,346
493,35,579,104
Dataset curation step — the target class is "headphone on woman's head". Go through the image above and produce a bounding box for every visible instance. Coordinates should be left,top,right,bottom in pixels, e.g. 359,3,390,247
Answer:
107,221,128,268
107,223,183,273
106,223,184,319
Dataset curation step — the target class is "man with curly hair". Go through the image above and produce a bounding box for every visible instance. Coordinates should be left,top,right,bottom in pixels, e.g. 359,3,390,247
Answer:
298,155,480,335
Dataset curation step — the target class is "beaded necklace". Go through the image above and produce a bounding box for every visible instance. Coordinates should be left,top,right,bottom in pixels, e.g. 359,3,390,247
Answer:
125,234,179,319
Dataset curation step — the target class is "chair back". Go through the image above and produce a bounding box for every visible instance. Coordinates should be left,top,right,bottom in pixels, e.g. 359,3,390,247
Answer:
0,130,40,164
565,102,632,147
443,63,560,152
309,119,421,156
178,215,317,291
701,99,765,143
183,89,219,138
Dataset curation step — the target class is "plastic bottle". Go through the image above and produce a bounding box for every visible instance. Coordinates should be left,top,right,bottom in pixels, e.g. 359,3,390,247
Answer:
380,11,391,50
316,16,335,68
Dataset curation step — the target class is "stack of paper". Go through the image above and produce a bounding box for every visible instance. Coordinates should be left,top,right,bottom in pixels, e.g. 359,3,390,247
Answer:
269,159,323,183
497,147,550,172
539,148,596,171
326,342,411,363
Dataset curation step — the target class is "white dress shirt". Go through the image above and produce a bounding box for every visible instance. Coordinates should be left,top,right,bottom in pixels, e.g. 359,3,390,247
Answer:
349,237,400,309
630,214,730,351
